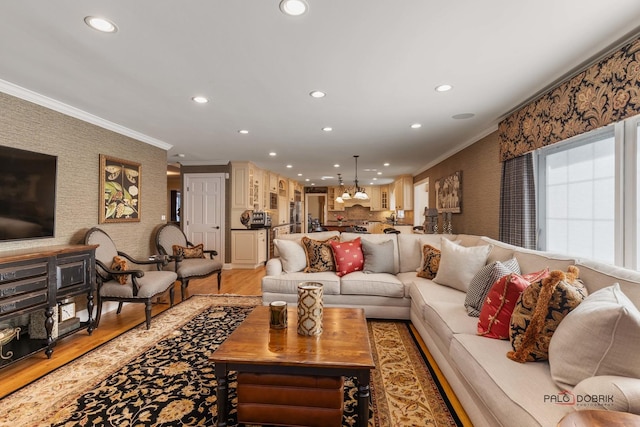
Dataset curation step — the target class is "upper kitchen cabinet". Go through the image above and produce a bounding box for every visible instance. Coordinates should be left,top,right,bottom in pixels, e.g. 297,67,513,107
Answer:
231,161,256,210
327,187,345,211
269,173,278,193
369,185,389,211
391,175,414,211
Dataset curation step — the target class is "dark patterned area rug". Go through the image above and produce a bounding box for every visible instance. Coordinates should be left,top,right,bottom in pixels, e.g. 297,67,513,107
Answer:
0,295,462,426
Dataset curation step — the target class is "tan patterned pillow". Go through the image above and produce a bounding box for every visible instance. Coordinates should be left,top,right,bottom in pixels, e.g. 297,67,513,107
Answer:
301,236,339,273
417,244,440,279
172,243,204,259
110,256,128,285
508,266,588,363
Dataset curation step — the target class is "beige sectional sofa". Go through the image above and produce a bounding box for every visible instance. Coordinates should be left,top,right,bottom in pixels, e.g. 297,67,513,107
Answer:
261,231,640,427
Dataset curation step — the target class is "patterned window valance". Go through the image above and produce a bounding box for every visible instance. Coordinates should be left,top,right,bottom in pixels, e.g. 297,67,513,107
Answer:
499,37,640,162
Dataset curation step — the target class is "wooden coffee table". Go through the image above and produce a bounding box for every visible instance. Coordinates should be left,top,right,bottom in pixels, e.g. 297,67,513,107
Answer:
212,306,375,427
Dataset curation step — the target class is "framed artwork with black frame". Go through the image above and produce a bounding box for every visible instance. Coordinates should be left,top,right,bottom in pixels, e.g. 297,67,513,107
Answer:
99,154,141,223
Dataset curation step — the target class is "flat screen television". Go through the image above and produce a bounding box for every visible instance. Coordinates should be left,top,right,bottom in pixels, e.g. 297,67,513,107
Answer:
0,145,57,241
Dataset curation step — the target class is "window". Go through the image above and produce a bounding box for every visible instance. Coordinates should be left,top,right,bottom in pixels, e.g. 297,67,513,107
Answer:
537,114,640,269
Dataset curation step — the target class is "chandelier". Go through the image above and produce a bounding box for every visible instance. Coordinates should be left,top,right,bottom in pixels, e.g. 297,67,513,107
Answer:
336,155,369,202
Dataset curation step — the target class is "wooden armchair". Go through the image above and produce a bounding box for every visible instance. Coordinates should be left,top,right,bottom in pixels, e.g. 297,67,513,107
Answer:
155,224,223,300
84,227,177,330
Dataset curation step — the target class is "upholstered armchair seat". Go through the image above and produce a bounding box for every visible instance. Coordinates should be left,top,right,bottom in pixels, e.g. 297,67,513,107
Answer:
155,224,223,300
100,271,178,299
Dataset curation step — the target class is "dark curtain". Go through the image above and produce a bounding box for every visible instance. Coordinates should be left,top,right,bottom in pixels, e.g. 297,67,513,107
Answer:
499,152,536,249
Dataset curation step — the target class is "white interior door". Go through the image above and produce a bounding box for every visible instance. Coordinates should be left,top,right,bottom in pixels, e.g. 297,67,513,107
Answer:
183,173,225,261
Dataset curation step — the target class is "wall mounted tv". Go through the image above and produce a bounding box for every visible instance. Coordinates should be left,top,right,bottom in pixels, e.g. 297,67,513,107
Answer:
0,145,57,241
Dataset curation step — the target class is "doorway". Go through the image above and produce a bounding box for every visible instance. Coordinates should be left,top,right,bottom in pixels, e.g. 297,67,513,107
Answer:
414,178,429,227
304,193,327,232
183,173,226,261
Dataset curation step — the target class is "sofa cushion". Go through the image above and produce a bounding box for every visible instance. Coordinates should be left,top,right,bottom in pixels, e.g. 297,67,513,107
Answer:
548,284,640,388
342,233,399,274
464,258,520,317
434,238,491,292
479,236,519,264
273,231,340,256
274,239,307,273
397,234,456,273
330,237,364,277
301,236,339,273
572,375,640,415
576,258,640,304
513,249,576,275
261,272,341,295
508,266,587,363
450,334,572,427
416,244,440,279
340,271,404,298
361,238,395,274
477,269,549,339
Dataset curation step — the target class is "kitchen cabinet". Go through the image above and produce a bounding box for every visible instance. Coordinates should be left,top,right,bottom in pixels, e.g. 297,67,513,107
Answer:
327,187,345,211
231,161,256,210
391,175,414,210
269,173,278,193
369,185,389,211
231,229,267,269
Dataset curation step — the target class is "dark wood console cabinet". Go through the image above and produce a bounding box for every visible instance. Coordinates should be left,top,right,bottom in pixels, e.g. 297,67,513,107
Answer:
0,244,97,368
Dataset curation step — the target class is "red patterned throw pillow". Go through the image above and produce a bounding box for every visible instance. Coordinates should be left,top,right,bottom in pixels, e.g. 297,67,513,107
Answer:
330,238,364,277
477,269,549,339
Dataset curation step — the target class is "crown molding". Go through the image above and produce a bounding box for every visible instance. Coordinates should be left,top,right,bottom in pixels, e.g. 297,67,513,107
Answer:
0,79,173,151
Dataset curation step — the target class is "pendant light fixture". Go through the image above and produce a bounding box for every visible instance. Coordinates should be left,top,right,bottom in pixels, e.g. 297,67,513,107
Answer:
352,155,369,200
335,174,345,203
338,155,369,202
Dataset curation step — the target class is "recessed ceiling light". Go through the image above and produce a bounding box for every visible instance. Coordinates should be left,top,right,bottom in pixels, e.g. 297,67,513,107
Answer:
377,172,382,175
177,154,186,158
286,164,293,168
310,91,326,98
452,113,476,120
192,96,209,104
305,178,310,182
322,127,333,132
410,123,422,129
297,173,303,176
279,0,308,16
334,164,340,168
383,163,390,166
269,152,277,156
238,129,249,134
84,16,118,33
435,84,453,92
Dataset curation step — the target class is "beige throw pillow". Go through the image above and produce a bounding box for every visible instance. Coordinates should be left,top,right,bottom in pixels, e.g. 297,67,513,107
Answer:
274,239,307,273
548,283,640,388
433,238,492,292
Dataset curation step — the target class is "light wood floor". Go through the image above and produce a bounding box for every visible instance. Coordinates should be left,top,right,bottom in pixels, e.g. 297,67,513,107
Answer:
0,267,265,399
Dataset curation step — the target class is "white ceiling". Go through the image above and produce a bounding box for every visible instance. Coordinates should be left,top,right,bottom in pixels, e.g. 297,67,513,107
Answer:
1,1,640,187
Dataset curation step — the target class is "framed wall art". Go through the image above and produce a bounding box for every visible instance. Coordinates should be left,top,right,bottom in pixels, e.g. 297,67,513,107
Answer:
435,170,461,213
99,154,141,223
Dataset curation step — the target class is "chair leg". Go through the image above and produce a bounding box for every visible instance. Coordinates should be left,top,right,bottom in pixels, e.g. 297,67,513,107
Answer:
117,302,124,314
181,279,189,301
217,270,222,291
169,286,175,307
145,301,152,330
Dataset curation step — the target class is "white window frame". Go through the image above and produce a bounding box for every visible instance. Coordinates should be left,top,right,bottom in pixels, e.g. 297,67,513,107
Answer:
536,124,619,262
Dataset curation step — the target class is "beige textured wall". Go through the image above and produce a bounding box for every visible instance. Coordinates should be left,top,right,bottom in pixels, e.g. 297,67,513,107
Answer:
0,92,168,258
414,131,502,239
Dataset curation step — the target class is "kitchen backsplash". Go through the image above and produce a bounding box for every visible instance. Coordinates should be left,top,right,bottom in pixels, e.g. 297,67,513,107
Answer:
328,205,414,224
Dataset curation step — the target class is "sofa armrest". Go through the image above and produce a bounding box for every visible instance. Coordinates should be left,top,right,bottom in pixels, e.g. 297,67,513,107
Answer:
265,258,284,276
573,375,640,415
